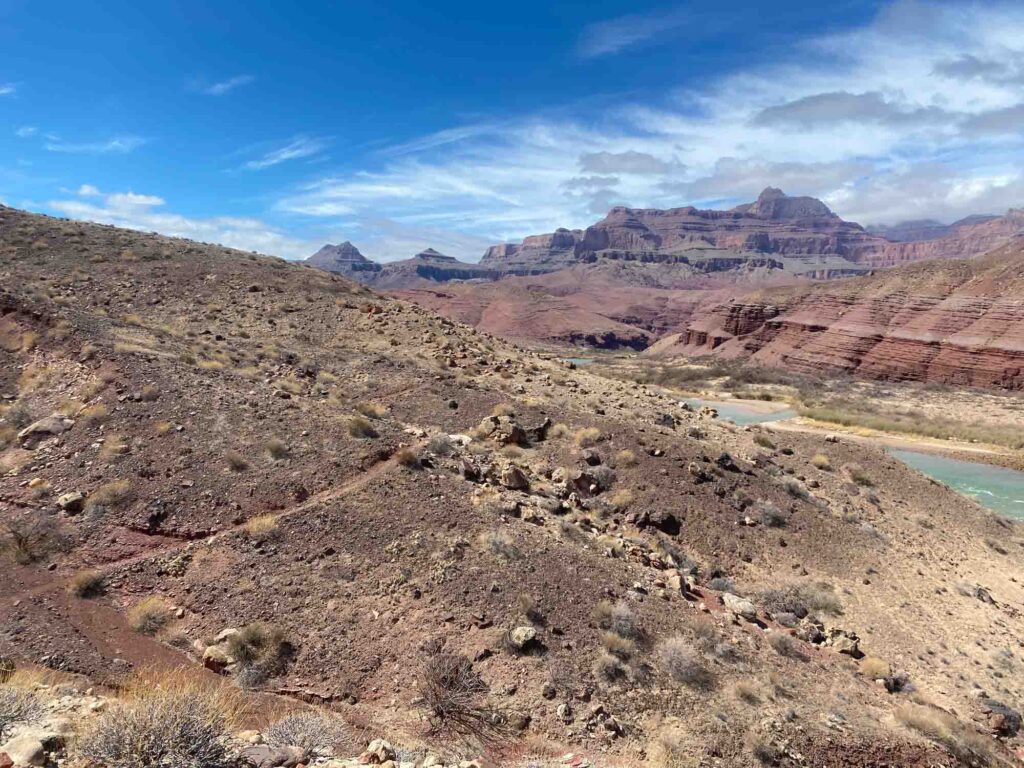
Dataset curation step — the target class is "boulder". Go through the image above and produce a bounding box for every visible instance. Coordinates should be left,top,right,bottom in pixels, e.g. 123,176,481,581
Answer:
500,466,530,491
722,593,757,621
358,738,396,764
238,745,307,768
202,644,233,673
981,699,1021,738
56,492,85,513
0,736,44,767
17,416,74,447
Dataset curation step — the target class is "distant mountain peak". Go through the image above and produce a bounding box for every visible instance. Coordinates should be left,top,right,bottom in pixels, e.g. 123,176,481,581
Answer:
414,248,457,262
305,240,381,274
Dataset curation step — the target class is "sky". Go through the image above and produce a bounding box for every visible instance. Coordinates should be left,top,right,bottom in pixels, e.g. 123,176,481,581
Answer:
2,0,1023,262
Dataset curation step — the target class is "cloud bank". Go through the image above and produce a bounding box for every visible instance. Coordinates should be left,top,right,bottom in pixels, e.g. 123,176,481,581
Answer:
277,0,1024,261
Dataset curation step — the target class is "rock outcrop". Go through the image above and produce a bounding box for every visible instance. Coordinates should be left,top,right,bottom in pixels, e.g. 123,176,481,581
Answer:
655,240,1024,389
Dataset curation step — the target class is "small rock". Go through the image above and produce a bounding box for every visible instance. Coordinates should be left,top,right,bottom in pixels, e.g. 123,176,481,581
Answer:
0,736,44,767
507,626,538,651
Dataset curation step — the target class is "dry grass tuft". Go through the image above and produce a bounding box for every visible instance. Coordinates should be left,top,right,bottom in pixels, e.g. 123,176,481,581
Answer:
355,401,388,419
243,514,278,536
895,703,996,767
859,656,891,679
574,427,601,448
127,597,174,635
85,480,133,512
347,415,378,439
614,449,637,467
70,569,105,598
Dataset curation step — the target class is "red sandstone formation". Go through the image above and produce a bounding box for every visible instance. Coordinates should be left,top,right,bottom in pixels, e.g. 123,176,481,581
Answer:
653,240,1024,389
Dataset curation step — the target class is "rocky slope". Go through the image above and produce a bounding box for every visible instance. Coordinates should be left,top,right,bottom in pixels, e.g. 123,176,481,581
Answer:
2,205,1023,766
653,240,1024,389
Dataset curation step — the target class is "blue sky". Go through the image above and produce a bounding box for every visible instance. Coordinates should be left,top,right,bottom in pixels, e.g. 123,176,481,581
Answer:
2,0,1023,261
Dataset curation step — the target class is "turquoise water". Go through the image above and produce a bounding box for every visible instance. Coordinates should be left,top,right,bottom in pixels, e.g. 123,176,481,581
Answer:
564,357,595,366
888,449,1024,520
685,398,797,426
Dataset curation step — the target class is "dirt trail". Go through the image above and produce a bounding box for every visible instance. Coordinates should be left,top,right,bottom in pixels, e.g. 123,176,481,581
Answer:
3,440,425,679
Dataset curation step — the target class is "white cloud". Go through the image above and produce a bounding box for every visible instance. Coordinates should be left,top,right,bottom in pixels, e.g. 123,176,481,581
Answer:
576,7,690,59
0,84,15,96
15,126,37,138
196,74,255,96
244,136,327,170
44,135,146,154
276,0,1024,254
47,187,316,260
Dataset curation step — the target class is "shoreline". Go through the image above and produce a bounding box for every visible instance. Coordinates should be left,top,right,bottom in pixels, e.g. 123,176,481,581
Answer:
689,394,1024,471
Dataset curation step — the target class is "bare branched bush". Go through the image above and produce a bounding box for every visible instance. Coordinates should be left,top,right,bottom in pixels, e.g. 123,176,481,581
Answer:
417,652,510,745
75,686,233,768
0,685,44,740
657,637,714,689
0,516,69,564
265,711,354,760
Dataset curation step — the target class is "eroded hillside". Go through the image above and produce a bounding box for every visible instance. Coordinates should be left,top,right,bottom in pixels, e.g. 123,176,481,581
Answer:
2,206,1023,767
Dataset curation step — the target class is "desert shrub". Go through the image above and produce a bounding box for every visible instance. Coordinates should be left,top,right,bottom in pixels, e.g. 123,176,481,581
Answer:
139,385,160,402
225,450,249,472
845,463,874,487
347,415,378,439
600,632,636,660
574,427,601,448
657,637,713,689
754,500,786,528
85,480,133,512
80,403,109,427
766,632,803,659
859,657,891,679
265,438,290,460
733,680,761,705
593,651,628,682
128,597,174,635
615,449,637,467
75,684,234,768
490,403,515,417
592,601,640,639
226,623,289,687
760,582,842,619
549,423,570,438
811,453,832,470
896,704,995,767
395,447,420,468
707,576,735,593
417,652,508,744
70,569,105,598
782,478,812,501
265,711,353,759
478,530,520,561
515,593,544,624
0,685,44,740
608,489,634,511
0,516,69,564
153,421,174,436
753,433,776,450
428,434,456,456
355,402,388,419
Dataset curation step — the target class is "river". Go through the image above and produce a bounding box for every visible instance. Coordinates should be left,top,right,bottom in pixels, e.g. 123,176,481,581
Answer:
685,397,1024,519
